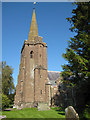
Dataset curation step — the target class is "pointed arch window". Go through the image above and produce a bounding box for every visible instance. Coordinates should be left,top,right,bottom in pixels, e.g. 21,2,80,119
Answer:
30,51,34,58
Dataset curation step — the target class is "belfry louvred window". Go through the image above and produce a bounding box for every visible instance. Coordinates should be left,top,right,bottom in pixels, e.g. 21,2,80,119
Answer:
30,51,34,58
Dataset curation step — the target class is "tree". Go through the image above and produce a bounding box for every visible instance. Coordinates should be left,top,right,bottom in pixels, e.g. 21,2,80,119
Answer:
2,93,10,110
2,61,15,109
61,2,90,113
2,61,15,96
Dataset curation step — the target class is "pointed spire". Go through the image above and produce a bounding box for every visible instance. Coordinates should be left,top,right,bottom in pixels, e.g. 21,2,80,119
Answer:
28,8,38,41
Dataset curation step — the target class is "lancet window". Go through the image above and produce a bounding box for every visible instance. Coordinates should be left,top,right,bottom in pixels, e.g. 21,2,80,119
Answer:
30,51,34,58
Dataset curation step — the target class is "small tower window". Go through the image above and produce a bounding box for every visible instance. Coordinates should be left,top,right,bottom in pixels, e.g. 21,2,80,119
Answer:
40,75,41,78
41,90,42,94
30,51,34,58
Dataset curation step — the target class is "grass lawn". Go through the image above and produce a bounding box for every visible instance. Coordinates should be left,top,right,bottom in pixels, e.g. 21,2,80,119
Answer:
2,107,65,118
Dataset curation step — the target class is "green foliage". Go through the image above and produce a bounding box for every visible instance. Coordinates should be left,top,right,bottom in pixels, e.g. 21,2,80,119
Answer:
62,2,89,81
83,107,90,118
2,61,15,96
61,2,90,113
2,61,15,108
2,93,10,110
79,103,90,119
8,93,16,105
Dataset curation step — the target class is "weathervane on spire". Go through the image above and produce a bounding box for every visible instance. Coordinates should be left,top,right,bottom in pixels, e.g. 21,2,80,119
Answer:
33,2,36,9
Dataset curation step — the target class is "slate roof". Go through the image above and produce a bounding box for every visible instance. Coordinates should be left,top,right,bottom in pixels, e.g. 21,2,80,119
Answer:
48,71,61,86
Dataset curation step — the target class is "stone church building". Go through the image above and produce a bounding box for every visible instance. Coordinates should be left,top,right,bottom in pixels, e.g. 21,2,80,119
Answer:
14,8,61,109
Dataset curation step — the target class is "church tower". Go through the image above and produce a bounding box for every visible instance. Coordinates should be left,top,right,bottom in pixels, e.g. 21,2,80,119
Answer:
14,8,50,108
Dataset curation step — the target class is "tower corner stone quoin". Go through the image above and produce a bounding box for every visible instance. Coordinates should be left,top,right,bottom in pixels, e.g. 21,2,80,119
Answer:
14,8,50,109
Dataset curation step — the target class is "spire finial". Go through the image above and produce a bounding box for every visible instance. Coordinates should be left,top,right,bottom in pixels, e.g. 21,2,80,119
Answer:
33,2,36,9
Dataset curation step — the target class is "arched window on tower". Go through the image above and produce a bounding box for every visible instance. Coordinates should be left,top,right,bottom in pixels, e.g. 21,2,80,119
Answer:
30,51,34,58
41,90,42,94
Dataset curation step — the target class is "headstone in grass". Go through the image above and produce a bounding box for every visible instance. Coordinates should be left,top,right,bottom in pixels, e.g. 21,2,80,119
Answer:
0,115,6,119
65,106,79,120
38,102,50,111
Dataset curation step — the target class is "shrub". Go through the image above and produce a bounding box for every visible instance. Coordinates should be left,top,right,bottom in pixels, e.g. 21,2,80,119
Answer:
2,93,10,110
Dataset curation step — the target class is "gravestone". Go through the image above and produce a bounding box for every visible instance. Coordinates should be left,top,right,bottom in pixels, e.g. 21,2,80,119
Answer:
0,115,6,119
38,102,50,111
65,106,79,120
